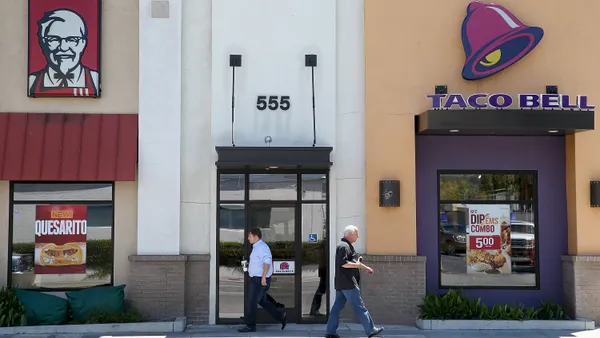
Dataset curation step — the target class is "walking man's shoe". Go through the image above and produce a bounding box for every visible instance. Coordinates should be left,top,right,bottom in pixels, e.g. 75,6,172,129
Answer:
324,335,340,338
237,326,256,332
281,312,287,330
368,327,384,337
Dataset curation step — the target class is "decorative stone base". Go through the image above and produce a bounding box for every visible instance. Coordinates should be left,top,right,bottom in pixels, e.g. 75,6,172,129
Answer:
562,255,600,324
185,254,211,324
340,255,426,325
128,254,210,324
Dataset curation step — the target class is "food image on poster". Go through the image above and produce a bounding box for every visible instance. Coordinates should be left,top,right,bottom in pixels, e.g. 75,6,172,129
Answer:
34,205,87,274
466,204,512,275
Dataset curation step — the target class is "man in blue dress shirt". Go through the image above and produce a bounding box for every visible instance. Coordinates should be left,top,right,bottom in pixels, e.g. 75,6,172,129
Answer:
238,228,287,332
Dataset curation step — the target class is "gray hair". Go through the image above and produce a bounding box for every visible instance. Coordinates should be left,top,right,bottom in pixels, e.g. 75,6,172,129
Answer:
343,225,359,237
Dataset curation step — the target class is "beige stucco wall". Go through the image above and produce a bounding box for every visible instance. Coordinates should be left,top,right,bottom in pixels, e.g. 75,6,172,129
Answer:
0,0,138,113
0,182,9,286
114,180,138,287
365,0,600,255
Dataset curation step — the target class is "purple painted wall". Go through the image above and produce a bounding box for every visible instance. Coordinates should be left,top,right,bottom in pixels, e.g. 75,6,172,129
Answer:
416,135,567,306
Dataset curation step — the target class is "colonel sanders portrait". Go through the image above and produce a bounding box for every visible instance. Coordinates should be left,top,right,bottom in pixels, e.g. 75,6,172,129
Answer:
28,9,99,97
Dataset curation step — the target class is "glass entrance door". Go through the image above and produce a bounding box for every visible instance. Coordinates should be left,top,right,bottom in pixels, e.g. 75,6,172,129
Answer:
216,172,330,325
246,204,297,323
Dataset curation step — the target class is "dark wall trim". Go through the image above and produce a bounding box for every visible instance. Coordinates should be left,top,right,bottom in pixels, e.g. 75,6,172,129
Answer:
416,109,594,136
215,146,333,169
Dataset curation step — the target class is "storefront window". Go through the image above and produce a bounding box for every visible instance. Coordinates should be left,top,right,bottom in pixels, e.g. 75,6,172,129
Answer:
10,183,114,290
438,172,538,288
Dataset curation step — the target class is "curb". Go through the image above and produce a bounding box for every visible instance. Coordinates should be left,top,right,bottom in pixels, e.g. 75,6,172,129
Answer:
416,318,595,330
0,317,186,334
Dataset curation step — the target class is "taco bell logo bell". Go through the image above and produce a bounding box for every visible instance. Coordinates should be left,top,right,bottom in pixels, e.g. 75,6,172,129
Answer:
461,1,544,80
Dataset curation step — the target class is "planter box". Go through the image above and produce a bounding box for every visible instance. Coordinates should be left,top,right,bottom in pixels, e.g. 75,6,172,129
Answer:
0,316,186,334
416,318,595,330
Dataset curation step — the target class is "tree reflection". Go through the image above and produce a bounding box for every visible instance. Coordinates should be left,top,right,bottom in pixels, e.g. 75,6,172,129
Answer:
440,174,533,201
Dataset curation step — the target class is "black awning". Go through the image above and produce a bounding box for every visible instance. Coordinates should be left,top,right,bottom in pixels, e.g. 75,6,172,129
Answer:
215,146,333,169
416,109,594,136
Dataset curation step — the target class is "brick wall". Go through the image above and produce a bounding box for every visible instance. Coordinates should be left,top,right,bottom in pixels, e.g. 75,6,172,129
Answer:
339,255,426,325
185,254,211,324
562,255,600,323
128,255,187,321
128,254,211,323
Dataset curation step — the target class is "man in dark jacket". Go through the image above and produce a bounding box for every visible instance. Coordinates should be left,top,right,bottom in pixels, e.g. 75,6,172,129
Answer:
310,236,327,315
325,225,383,338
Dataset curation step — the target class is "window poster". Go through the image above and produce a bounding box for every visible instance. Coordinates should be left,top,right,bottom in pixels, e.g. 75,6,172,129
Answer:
34,205,87,274
465,204,512,275
28,0,101,98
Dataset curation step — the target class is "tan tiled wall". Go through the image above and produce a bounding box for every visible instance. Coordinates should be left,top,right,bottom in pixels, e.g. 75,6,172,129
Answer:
339,255,426,325
128,254,211,323
562,255,600,323
184,255,211,324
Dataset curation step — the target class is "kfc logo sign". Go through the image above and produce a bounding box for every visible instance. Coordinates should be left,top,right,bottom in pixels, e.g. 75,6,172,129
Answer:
28,0,102,98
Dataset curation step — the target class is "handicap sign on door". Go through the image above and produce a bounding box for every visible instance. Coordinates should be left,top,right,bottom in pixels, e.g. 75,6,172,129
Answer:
308,233,318,243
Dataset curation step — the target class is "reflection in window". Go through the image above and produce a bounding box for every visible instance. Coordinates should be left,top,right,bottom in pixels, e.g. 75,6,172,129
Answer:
438,172,537,288
439,173,534,201
13,183,112,201
302,174,327,201
249,174,297,200
219,174,245,201
219,204,245,230
11,183,114,290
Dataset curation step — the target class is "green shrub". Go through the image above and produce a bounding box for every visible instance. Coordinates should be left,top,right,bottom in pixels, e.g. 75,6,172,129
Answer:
12,240,113,279
0,287,27,327
418,289,570,321
219,241,323,267
69,305,144,324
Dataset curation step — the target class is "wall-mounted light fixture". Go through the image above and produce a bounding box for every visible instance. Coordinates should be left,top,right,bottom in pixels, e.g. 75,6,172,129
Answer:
546,85,558,95
591,181,600,207
379,180,400,207
435,85,448,95
229,54,242,146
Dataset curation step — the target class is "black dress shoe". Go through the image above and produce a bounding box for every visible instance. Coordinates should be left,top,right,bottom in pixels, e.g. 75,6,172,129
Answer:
324,334,340,338
368,327,383,337
281,312,287,330
237,326,256,332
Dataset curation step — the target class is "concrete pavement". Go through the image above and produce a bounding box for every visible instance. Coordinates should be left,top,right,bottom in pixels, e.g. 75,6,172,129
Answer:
1,324,599,338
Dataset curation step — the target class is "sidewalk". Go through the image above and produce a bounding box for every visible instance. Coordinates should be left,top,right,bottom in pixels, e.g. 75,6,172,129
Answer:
185,324,600,337
2,324,599,338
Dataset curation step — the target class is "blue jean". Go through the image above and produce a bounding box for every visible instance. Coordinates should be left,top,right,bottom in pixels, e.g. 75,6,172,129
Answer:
245,277,284,327
326,288,376,335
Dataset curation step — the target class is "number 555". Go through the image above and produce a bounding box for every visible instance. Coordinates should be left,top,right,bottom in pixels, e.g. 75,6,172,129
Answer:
257,95,291,111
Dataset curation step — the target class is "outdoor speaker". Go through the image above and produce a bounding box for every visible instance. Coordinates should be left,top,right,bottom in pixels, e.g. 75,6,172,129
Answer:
379,180,400,207
591,181,600,207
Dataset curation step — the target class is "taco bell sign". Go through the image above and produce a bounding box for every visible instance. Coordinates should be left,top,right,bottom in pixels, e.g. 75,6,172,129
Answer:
427,93,595,110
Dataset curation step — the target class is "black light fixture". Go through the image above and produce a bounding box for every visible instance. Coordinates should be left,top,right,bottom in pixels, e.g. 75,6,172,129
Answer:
305,54,318,147
229,54,242,67
591,181,600,207
229,54,242,147
435,85,448,95
379,180,400,207
546,85,558,95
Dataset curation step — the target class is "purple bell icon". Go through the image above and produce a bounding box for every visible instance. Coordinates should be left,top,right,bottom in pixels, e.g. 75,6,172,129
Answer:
461,1,544,80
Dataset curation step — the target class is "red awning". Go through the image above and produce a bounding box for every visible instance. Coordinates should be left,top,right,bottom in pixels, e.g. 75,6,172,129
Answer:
0,113,138,181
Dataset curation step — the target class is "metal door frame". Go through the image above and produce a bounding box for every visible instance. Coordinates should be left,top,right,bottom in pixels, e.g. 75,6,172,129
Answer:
215,170,330,325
